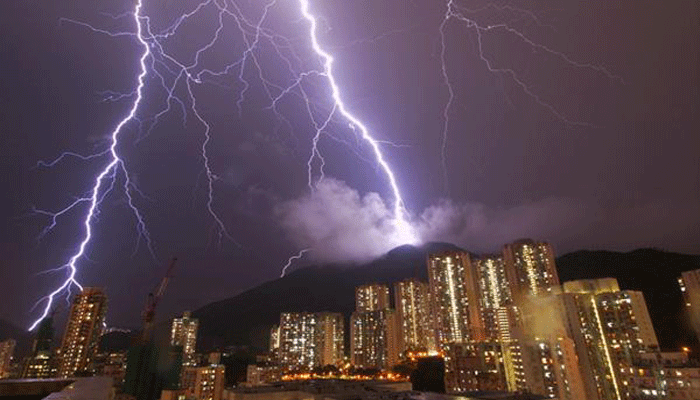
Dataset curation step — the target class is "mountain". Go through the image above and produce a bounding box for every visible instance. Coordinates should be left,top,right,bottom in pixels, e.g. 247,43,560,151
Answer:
191,243,463,351
192,245,700,353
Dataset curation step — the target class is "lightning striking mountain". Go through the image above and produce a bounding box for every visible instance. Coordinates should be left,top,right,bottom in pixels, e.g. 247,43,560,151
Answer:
280,248,310,278
30,0,418,328
29,1,621,328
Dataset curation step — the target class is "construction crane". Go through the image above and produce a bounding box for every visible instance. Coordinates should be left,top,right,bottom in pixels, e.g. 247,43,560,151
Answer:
124,257,179,400
140,257,177,342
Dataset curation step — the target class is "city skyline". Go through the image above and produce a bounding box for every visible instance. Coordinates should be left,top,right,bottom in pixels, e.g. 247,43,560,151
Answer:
1,240,700,399
255,241,694,398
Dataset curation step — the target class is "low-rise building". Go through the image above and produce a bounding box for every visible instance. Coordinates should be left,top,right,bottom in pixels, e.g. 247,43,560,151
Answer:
181,364,226,400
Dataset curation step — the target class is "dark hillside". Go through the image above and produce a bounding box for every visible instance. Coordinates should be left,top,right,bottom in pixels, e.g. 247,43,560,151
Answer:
192,245,700,352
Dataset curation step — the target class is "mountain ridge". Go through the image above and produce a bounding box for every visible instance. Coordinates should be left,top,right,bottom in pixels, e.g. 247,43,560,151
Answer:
190,244,700,353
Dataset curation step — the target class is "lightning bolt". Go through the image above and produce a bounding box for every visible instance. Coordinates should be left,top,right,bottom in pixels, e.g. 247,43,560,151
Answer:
30,0,434,328
296,0,418,245
29,0,151,330
28,0,628,329
280,248,310,278
438,0,624,193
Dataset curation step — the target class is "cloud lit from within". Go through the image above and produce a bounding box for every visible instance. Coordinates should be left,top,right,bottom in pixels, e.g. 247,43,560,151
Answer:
276,179,592,261
276,178,699,262
276,178,700,262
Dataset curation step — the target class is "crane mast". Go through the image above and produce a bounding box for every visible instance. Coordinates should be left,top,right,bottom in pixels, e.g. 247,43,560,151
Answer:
140,257,177,342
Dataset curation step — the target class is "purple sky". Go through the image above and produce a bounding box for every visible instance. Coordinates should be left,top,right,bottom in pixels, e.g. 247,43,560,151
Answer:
0,0,698,328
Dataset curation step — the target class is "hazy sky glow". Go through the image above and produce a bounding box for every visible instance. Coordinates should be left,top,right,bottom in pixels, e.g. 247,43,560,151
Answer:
0,0,698,328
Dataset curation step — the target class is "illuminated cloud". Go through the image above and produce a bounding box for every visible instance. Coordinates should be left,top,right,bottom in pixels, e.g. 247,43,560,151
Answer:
277,179,595,261
276,178,412,263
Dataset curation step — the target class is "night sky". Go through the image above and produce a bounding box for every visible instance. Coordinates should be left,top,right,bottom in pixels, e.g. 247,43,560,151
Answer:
1,0,698,329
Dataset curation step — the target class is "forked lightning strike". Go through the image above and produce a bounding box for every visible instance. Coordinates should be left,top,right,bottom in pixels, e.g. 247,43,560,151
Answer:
30,1,621,327
29,0,151,330
31,0,420,327
297,0,417,245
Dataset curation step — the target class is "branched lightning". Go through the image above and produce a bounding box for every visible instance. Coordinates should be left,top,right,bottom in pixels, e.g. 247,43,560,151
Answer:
438,0,624,193
295,0,418,244
33,0,626,327
280,248,310,278
29,0,151,330
33,0,421,328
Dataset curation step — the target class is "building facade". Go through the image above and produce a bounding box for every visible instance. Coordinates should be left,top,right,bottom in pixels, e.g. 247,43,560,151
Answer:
350,309,399,370
515,336,587,400
276,312,345,370
503,239,560,302
0,339,15,379
278,312,318,369
350,282,399,370
620,351,700,399
443,342,505,393
181,364,226,400
475,255,512,309
427,252,484,346
561,278,659,400
355,284,390,312
394,279,435,354
269,325,280,354
474,255,512,340
57,287,108,378
315,312,345,366
23,315,58,379
171,311,199,366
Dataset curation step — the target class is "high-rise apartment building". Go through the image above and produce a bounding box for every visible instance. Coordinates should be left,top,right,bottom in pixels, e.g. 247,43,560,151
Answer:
277,312,345,369
427,252,484,346
443,342,505,393
170,311,199,366
475,255,512,309
269,325,280,355
620,351,700,399
350,309,399,369
561,278,659,400
0,339,16,379
394,279,435,354
679,268,700,342
278,312,318,369
315,312,345,366
355,284,390,312
350,283,399,369
495,301,586,400
474,255,512,340
57,287,107,378
503,240,559,302
495,305,523,392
